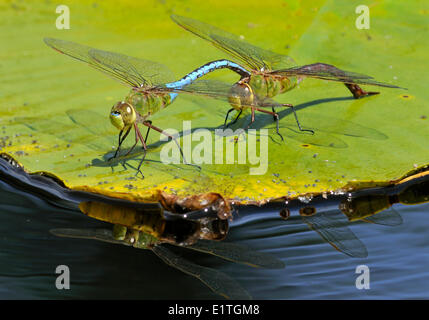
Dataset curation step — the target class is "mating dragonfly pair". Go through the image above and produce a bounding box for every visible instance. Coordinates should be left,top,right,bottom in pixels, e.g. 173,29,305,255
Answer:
45,15,401,176
50,200,285,299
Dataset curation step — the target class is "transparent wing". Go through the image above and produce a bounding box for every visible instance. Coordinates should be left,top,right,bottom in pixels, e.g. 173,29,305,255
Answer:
362,208,403,226
171,15,296,71
184,239,285,269
152,245,251,300
89,49,176,87
51,228,250,299
174,79,285,108
173,79,232,99
275,63,404,88
211,34,296,71
51,228,252,299
50,228,127,245
44,38,175,88
301,211,368,258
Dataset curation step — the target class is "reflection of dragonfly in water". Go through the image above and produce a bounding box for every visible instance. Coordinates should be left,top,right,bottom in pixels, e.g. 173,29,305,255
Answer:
171,15,404,139
51,225,285,300
285,170,429,258
299,207,402,258
51,200,284,299
283,193,404,258
44,38,250,175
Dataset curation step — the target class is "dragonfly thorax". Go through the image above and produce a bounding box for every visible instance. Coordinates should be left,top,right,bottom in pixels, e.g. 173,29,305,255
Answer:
126,90,172,119
109,101,136,130
113,225,158,249
248,74,297,99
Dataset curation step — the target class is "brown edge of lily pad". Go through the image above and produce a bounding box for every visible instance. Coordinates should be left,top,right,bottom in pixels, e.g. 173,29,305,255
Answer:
1,151,428,216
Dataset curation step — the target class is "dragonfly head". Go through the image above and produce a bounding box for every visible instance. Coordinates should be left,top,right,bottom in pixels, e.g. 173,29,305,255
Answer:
110,101,136,130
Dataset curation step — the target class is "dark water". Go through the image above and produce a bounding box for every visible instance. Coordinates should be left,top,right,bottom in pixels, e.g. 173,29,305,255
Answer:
1,175,428,300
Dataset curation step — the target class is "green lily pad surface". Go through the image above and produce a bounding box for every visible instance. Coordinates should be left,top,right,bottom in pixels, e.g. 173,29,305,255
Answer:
1,0,428,203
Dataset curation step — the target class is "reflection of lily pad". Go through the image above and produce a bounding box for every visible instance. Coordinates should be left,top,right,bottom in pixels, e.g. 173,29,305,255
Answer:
0,0,428,204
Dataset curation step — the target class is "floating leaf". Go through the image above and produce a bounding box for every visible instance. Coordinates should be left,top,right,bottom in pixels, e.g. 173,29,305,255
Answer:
0,0,428,205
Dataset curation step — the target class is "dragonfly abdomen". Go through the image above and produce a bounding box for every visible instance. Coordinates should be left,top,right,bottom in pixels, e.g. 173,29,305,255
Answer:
167,59,249,90
165,59,251,101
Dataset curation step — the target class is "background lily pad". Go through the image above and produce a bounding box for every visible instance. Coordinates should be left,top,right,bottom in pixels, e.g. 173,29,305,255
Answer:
1,0,428,203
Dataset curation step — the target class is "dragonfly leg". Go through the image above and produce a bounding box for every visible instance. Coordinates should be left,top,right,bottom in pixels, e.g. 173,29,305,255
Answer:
233,107,256,143
142,121,201,170
143,121,152,144
109,126,132,161
246,107,255,129
134,123,148,177
345,83,379,99
255,107,284,141
223,108,242,127
124,128,138,157
223,108,234,127
124,121,151,157
224,108,243,128
281,103,314,135
230,108,243,126
271,107,276,121
114,129,124,158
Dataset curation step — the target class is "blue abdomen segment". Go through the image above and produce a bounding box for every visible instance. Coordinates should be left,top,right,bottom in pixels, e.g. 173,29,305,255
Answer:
165,59,250,101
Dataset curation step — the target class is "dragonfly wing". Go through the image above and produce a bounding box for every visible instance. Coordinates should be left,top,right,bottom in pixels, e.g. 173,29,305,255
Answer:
44,38,175,88
362,208,403,226
275,63,404,88
173,79,233,100
211,34,296,71
184,239,285,269
50,228,128,246
152,245,252,299
89,49,175,87
174,79,292,109
171,15,295,71
302,211,368,258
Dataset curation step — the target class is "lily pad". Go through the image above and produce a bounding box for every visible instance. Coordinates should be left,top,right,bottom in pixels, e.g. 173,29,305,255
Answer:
1,0,428,205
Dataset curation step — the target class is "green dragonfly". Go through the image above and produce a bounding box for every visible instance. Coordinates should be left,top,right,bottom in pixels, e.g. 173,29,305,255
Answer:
171,15,404,140
43,38,249,175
